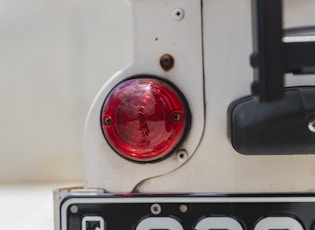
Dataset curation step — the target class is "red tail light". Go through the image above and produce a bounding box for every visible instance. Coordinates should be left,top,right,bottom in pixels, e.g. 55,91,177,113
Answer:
101,77,190,162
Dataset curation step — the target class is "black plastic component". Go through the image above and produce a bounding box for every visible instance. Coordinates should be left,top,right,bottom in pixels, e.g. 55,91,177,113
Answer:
251,0,284,102
228,87,315,155
251,0,315,102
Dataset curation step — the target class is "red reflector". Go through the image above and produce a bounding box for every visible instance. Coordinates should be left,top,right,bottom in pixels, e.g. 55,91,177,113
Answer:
101,78,190,162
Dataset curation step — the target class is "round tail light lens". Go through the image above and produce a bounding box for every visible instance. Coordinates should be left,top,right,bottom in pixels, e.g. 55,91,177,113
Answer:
101,77,190,162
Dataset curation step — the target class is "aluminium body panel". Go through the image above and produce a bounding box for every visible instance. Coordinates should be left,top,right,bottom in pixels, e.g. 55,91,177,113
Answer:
84,0,204,192
134,0,315,193
84,0,315,193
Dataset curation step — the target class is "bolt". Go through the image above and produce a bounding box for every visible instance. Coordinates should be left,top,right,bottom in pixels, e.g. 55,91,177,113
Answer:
160,54,174,71
151,203,161,215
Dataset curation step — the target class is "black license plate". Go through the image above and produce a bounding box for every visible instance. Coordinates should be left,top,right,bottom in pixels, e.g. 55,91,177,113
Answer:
60,194,315,230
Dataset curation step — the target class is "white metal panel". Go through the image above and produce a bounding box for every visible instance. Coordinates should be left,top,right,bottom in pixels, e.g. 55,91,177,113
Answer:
84,0,204,192
139,0,315,193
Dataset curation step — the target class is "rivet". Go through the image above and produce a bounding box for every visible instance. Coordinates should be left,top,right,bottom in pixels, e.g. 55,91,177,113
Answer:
177,149,188,162
70,205,78,214
173,8,185,21
179,204,188,213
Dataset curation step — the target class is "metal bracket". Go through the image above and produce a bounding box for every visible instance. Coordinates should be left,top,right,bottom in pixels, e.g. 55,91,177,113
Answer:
250,0,315,102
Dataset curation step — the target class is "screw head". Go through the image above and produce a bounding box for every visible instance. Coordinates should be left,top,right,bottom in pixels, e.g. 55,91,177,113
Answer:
160,54,174,71
172,113,181,121
151,203,161,215
104,116,112,126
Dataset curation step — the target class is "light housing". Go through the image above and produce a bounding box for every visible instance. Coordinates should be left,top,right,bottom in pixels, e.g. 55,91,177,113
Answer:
101,77,191,162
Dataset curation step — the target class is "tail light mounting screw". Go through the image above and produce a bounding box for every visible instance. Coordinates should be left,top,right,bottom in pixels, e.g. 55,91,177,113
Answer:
104,116,112,126
172,113,181,122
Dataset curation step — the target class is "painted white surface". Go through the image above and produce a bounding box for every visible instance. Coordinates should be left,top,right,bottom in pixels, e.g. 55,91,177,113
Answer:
82,0,315,193
84,0,204,192
1,0,314,191
139,0,315,193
